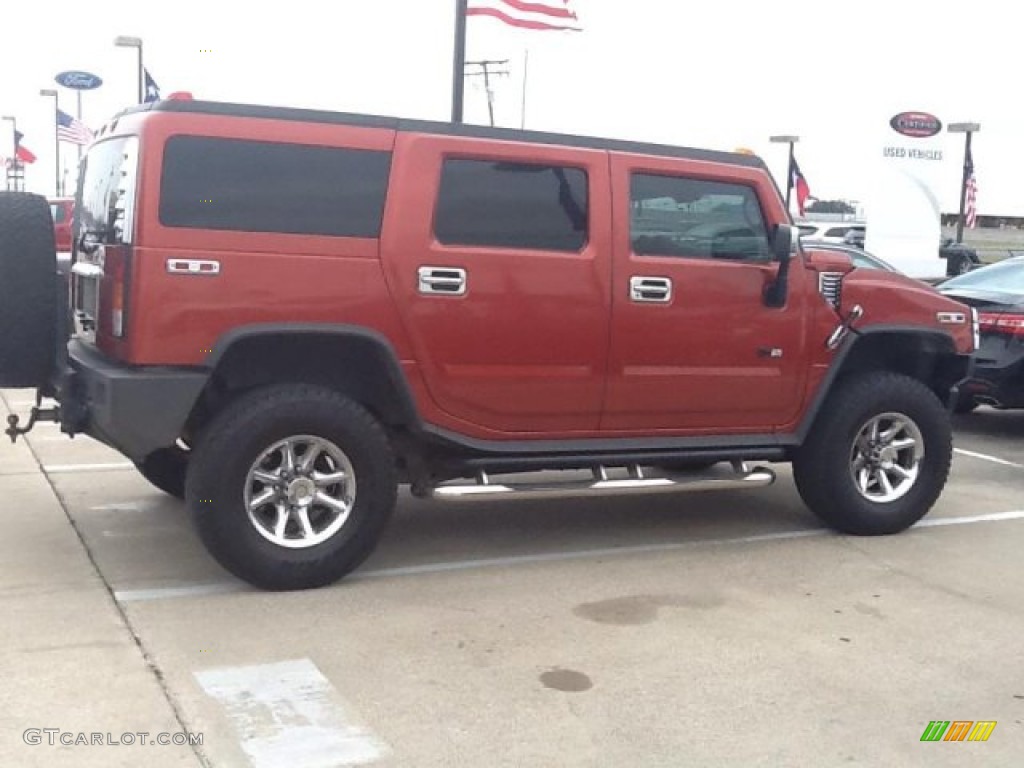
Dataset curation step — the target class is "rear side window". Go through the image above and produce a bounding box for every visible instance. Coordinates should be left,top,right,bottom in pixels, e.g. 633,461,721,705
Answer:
630,173,770,261
159,136,391,238
434,158,588,251
50,204,67,223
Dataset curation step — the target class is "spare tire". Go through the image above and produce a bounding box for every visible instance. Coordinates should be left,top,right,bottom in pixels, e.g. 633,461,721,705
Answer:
0,192,58,388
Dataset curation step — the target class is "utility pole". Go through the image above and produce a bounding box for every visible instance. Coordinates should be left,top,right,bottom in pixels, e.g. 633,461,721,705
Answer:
465,59,510,127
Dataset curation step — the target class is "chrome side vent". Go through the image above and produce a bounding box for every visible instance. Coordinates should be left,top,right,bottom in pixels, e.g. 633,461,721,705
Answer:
818,272,844,309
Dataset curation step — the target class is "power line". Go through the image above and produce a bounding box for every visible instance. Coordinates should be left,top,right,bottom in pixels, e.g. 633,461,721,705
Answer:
465,59,510,127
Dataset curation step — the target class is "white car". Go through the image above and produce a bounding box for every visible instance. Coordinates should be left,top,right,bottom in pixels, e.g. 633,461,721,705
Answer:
797,221,865,244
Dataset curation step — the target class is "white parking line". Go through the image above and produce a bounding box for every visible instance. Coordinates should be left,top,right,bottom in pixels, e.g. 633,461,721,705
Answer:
113,509,1024,603
43,462,135,474
117,583,246,602
195,658,388,768
954,448,1024,469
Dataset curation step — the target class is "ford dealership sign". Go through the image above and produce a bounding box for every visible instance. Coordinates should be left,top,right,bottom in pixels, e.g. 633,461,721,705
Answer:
55,71,104,90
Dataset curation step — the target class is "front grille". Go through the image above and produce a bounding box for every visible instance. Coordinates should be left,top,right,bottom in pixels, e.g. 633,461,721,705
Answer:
818,272,844,309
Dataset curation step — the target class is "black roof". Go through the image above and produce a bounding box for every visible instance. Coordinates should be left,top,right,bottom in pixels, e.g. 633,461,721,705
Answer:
115,99,768,170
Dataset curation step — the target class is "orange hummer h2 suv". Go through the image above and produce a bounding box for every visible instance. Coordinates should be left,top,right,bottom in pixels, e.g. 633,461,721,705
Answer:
0,98,977,591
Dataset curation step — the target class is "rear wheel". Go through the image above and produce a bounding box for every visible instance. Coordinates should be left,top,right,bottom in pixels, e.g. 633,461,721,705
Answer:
793,373,951,535
186,385,398,590
0,192,58,388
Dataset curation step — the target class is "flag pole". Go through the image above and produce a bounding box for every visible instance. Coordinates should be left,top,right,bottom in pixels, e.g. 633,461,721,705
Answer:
520,48,529,130
452,0,468,124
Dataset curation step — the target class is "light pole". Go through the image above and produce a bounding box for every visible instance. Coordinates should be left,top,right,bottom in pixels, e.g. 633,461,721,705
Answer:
948,122,980,244
2,115,17,191
40,89,60,196
114,35,144,103
769,135,800,213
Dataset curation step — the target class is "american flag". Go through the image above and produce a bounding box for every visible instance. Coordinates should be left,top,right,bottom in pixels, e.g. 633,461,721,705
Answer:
467,0,582,31
965,144,978,229
57,109,93,145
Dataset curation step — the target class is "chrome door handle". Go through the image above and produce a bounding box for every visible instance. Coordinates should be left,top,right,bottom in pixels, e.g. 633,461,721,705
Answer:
418,266,467,296
630,276,672,303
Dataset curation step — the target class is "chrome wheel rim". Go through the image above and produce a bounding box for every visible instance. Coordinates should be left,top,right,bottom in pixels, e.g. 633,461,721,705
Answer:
244,435,356,549
849,412,923,503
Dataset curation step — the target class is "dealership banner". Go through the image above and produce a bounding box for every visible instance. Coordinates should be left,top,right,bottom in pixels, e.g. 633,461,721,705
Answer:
863,110,947,278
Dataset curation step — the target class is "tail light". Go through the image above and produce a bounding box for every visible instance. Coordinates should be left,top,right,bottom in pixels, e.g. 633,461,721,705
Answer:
109,253,127,337
978,312,1024,337
102,247,132,337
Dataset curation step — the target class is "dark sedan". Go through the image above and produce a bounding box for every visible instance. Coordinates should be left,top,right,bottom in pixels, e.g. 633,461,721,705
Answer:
939,256,1024,412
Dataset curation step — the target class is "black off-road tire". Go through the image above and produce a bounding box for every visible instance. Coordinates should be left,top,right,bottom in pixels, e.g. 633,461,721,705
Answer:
792,372,952,535
135,446,189,500
186,385,398,590
0,192,58,388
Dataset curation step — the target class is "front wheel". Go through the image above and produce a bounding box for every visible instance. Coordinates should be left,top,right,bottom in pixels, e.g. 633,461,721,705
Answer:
792,373,952,535
186,385,398,590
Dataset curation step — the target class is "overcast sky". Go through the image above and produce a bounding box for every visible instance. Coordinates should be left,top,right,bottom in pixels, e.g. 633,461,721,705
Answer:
1,0,1019,216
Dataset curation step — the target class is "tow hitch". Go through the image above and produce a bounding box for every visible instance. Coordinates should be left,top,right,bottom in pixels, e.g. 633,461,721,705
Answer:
5,405,60,443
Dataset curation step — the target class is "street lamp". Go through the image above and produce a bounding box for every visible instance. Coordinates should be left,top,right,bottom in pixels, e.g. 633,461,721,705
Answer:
114,35,144,104
770,134,800,213
948,122,981,244
40,89,61,196
2,115,17,191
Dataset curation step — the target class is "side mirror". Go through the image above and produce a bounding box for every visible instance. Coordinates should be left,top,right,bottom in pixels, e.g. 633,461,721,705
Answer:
773,223,796,263
764,224,796,308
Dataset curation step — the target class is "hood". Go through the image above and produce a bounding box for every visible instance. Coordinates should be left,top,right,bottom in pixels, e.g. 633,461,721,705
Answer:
840,268,975,355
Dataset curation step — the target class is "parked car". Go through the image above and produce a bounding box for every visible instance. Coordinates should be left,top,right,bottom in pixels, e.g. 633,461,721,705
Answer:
48,197,74,253
939,238,981,277
0,98,975,591
796,221,865,244
842,228,866,249
801,241,900,273
938,256,1024,412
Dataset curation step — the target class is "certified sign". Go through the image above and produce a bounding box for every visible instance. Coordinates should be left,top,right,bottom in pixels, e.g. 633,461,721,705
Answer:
55,71,104,90
889,111,942,138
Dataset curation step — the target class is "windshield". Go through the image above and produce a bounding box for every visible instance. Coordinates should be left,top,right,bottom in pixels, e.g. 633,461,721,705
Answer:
76,136,138,244
941,258,1024,294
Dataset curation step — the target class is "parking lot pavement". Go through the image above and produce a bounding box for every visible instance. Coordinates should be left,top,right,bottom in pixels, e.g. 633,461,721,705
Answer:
3,390,1024,766
0,410,199,767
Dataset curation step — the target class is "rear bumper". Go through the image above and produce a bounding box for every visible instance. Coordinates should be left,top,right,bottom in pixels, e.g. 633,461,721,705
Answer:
960,355,1024,408
61,339,209,462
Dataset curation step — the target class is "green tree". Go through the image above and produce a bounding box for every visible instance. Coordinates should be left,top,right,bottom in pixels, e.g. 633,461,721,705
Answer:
806,199,856,215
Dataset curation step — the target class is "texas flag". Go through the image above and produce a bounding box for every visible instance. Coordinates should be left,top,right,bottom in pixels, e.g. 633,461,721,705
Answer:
790,155,811,216
14,130,36,164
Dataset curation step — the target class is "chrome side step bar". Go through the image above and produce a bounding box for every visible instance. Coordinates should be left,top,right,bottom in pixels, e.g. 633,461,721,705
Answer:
427,461,775,502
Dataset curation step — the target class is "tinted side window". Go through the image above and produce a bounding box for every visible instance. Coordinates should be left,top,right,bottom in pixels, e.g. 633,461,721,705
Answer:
825,227,850,237
630,174,771,261
435,158,588,251
159,136,391,238
50,204,67,223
